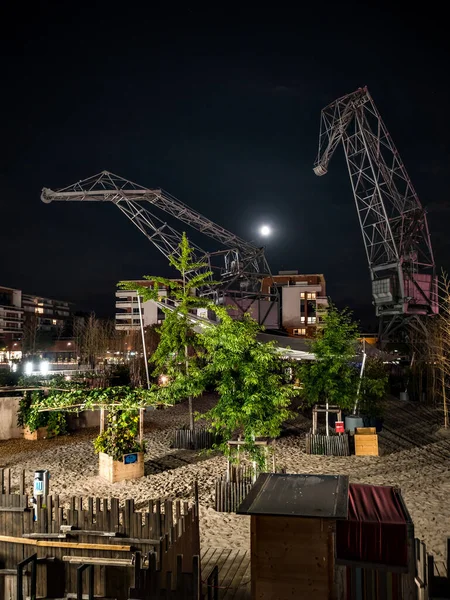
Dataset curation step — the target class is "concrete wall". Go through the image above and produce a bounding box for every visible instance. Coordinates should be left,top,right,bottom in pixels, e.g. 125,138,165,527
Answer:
0,397,22,440
142,298,159,326
0,397,100,440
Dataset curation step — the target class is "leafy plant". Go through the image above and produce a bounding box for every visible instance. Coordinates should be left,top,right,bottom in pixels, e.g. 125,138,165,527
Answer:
299,304,360,412
93,409,145,461
198,306,298,467
119,232,216,432
47,411,68,437
17,390,67,435
29,385,163,460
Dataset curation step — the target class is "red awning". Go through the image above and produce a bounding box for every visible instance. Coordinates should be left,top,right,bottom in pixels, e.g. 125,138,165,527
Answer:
336,483,410,568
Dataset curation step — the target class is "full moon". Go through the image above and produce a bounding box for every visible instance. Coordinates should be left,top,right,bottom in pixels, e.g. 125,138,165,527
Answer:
259,225,271,236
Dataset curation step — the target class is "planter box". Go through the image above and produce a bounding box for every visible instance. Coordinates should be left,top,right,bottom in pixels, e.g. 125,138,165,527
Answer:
354,427,379,456
23,427,48,441
98,451,144,483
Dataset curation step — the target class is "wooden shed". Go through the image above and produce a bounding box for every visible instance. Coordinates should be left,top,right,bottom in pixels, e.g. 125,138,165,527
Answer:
237,473,349,600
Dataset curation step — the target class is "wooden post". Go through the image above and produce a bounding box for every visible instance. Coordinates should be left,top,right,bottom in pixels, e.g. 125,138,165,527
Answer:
139,408,144,444
100,409,105,434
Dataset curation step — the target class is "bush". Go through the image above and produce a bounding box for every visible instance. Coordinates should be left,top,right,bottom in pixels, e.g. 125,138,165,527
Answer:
17,391,67,436
93,409,145,461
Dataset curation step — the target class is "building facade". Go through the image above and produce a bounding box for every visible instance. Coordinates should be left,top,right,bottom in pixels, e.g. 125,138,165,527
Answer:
22,293,72,335
261,271,328,337
0,286,75,362
115,281,172,332
0,286,23,358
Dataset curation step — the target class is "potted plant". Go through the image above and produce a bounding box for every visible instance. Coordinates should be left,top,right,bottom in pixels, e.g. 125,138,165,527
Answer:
17,391,67,440
94,405,146,483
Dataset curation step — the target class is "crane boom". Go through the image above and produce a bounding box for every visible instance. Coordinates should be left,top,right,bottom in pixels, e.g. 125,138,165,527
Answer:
41,171,271,295
313,87,437,340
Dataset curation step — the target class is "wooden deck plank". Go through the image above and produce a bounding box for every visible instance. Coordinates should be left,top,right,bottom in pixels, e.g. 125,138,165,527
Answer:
201,546,214,563
222,550,249,599
234,554,251,600
201,547,250,600
202,547,221,578
216,549,238,599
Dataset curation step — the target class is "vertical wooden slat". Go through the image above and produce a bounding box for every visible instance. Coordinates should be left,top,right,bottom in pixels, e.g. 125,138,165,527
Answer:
4,468,11,495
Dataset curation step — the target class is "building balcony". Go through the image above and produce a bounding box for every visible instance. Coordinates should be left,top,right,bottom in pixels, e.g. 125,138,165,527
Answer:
0,314,23,322
115,300,136,308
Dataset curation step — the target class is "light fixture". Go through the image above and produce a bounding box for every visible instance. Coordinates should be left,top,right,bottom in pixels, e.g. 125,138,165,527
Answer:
40,361,49,376
24,362,33,376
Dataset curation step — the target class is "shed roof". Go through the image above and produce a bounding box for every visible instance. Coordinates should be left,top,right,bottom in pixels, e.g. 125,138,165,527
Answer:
236,473,349,519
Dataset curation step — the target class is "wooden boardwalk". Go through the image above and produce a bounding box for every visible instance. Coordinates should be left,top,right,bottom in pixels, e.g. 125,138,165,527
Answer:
201,547,251,599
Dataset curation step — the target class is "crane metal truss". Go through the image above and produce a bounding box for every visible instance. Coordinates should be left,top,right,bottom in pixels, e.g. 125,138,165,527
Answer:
313,87,437,340
41,171,271,298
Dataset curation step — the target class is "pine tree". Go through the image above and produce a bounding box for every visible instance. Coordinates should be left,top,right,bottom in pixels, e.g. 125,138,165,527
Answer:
119,232,215,432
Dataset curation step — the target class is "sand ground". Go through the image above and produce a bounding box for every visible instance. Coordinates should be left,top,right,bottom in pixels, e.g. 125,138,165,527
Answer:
1,395,449,562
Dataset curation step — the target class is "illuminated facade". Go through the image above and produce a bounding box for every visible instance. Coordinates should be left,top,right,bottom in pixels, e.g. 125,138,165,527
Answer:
261,272,328,337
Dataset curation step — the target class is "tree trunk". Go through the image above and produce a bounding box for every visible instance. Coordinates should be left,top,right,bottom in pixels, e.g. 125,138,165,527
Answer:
185,343,195,441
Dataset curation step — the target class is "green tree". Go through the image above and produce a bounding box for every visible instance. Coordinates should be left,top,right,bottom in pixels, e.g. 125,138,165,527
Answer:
199,305,296,467
300,304,359,421
119,232,215,432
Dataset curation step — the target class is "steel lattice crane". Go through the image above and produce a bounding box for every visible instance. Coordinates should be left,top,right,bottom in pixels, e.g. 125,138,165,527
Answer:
41,171,272,301
313,87,438,341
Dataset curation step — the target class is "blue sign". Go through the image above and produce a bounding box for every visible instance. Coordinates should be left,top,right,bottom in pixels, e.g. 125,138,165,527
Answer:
124,453,138,465
35,481,43,492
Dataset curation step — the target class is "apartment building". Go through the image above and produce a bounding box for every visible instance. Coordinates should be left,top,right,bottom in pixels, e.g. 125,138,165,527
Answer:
0,286,75,361
22,293,72,335
115,281,173,332
0,286,24,357
261,271,328,337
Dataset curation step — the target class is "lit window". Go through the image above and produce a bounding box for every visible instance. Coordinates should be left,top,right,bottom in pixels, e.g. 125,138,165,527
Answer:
300,292,305,299
293,328,306,336
300,316,305,323
307,316,317,324
35,307,44,314
307,292,316,300
52,319,57,325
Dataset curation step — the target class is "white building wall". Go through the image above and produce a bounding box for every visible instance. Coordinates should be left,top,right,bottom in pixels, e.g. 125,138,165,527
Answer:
282,285,322,328
115,288,167,331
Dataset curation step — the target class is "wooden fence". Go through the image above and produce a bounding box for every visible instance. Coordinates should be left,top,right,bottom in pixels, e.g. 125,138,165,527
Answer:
416,538,450,600
215,465,255,513
129,552,201,599
172,427,219,450
0,469,200,599
306,432,350,456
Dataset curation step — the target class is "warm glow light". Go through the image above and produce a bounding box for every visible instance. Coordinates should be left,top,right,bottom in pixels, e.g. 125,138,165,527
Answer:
40,361,49,376
24,362,33,376
159,374,169,386
259,225,271,236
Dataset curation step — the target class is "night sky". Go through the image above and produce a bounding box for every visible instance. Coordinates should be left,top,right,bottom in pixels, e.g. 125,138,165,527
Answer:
2,4,449,330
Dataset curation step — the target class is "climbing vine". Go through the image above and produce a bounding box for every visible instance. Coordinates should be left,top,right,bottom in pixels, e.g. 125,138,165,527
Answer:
28,385,166,460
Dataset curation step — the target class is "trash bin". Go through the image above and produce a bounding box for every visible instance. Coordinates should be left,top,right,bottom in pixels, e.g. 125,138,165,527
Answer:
345,415,364,434
34,470,50,499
